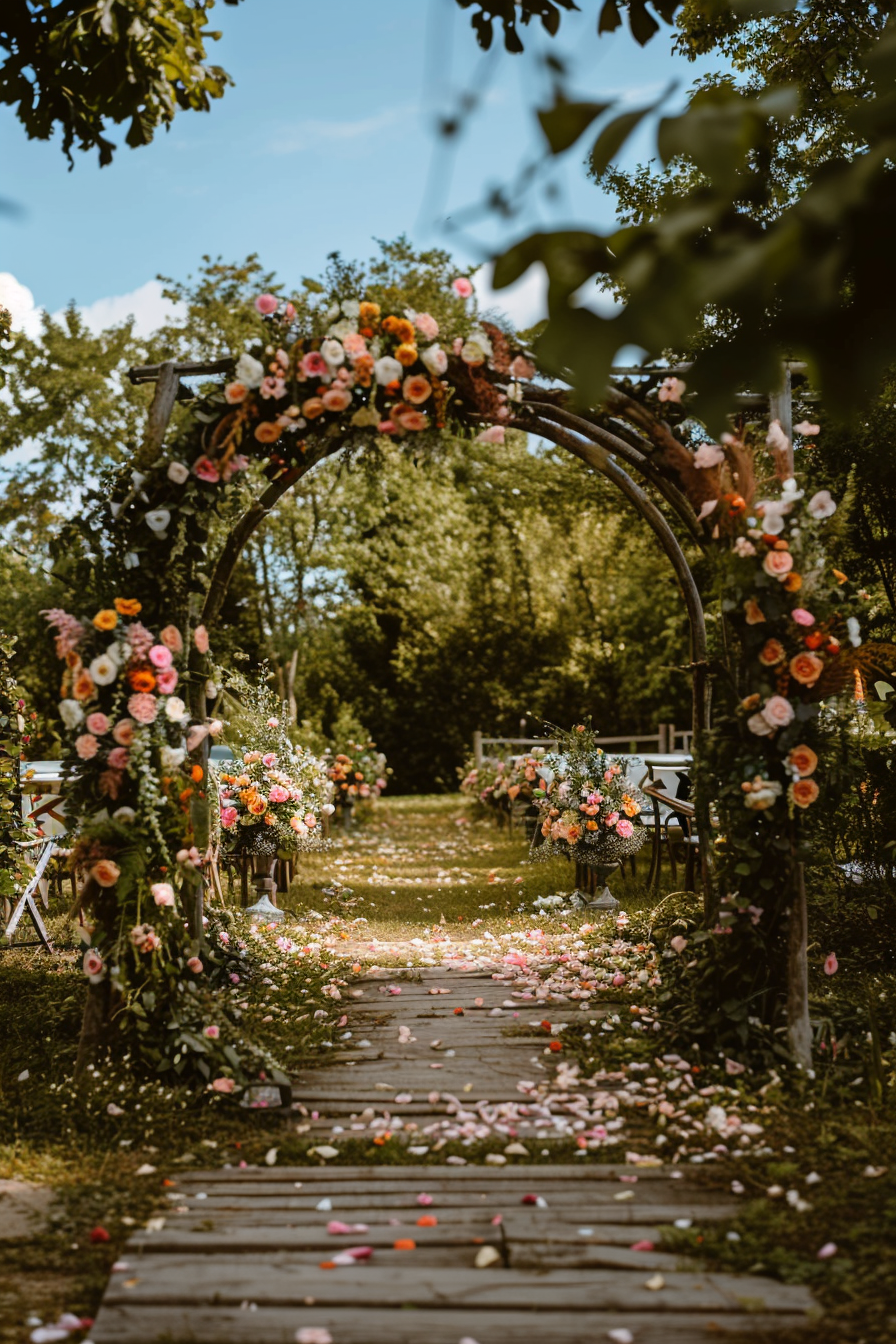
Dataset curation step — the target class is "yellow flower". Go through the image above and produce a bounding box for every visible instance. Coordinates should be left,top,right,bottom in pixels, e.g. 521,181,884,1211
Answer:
92,609,118,631
114,598,142,616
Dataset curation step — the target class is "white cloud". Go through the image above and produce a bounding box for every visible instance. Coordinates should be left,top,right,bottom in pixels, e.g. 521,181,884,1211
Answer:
271,106,411,155
474,260,548,330
0,273,184,339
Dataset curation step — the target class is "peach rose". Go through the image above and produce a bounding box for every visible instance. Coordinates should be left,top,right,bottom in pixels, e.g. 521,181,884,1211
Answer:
763,549,794,579
91,858,121,888
212,1077,235,1094
402,375,432,404
788,744,818,777
254,420,282,443
790,652,824,686
758,639,785,666
394,342,418,367
321,386,352,412
744,599,766,625
75,733,99,759
73,670,96,701
302,396,325,419
224,381,248,404
792,778,820,809
510,354,536,380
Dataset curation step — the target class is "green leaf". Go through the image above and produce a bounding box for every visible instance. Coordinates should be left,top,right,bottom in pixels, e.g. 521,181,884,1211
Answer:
589,102,659,178
538,99,612,154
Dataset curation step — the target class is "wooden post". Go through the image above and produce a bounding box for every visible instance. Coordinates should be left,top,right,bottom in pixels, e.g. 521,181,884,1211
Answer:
786,859,812,1068
473,730,483,769
657,723,667,753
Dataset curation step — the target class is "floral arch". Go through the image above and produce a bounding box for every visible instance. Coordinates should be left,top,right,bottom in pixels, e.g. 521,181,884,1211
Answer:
38,270,893,1077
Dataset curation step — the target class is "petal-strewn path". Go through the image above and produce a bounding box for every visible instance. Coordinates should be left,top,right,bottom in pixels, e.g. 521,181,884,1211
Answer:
91,802,818,1342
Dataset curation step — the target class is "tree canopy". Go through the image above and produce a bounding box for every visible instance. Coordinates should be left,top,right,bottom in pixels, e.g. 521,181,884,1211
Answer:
1,0,243,165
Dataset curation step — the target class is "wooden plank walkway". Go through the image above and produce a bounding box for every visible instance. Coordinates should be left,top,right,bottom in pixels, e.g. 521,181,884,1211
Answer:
92,965,819,1343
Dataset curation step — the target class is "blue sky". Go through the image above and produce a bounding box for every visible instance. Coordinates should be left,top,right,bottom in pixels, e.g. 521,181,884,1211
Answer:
1,0,716,327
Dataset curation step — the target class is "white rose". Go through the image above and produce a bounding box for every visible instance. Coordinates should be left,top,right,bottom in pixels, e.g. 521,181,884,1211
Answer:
322,803,336,816
167,461,189,485
807,489,837,520
421,344,448,376
235,352,265,389
165,696,187,722
106,642,124,666
374,356,402,385
321,338,345,367
112,806,136,823
145,508,171,535
341,299,360,319
59,699,84,730
327,318,357,342
847,616,861,647
160,745,186,770
89,655,118,686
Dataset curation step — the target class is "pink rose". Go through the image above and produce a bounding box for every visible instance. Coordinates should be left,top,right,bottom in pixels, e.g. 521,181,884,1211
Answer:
301,351,329,378
747,712,775,737
605,811,619,827
414,312,439,339
193,625,209,655
112,719,135,746
342,332,368,359
807,490,837,520
187,956,203,974
152,882,175,907
268,785,289,803
83,948,104,978
510,354,536,380
791,608,815,626
212,1076,235,1093
193,455,221,484
824,952,838,975
761,695,795,729
107,747,130,770
203,1024,220,1039
75,733,99,760
693,442,725,469
220,806,238,828
86,712,110,735
128,693,158,725
763,549,794,579
304,812,318,828
657,376,686,403
159,625,184,654
476,425,505,444
148,644,173,670
452,276,473,298
262,752,277,767
267,717,279,728
156,668,179,694
616,818,634,838
255,293,279,314
91,858,120,888
377,420,397,434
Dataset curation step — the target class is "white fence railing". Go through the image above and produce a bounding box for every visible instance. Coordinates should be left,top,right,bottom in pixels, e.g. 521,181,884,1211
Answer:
472,723,692,767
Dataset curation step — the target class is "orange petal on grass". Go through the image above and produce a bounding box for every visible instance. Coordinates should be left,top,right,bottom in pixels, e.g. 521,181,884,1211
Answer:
417,1215,438,1227
393,1238,416,1250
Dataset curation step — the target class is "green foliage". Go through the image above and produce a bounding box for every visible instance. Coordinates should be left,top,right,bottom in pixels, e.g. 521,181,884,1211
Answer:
489,8,896,426
0,631,33,903
1,0,244,165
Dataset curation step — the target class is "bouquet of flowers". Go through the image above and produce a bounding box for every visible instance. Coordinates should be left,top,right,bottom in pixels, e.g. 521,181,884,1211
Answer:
214,682,333,854
328,738,388,806
460,749,550,818
531,724,647,867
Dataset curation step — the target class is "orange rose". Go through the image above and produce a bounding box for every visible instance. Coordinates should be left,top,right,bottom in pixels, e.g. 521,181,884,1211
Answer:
792,778,820,809
759,639,786,666
382,315,415,343
763,550,794,580
128,668,156,693
302,397,325,419
248,796,268,815
782,572,803,592
73,670,95,701
585,820,598,830
191,764,204,783
92,609,118,631
788,744,818,777
790,652,824,686
358,301,381,325
744,599,766,625
395,342,418,367
254,420,282,443
114,598,142,616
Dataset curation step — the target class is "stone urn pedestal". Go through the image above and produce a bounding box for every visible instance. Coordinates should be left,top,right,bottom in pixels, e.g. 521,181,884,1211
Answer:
242,828,285,924
574,859,621,912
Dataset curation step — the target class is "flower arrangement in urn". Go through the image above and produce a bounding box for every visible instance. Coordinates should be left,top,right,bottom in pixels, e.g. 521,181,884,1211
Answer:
327,737,389,810
215,679,333,856
531,723,647,867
